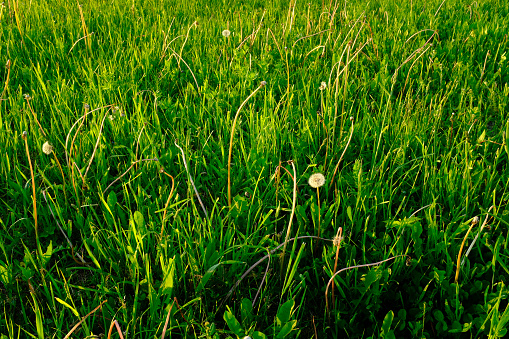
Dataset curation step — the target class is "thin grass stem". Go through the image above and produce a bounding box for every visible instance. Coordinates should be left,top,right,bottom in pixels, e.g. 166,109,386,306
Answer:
228,81,266,207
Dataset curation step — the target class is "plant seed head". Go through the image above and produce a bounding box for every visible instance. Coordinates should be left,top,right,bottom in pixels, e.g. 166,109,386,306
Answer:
332,235,343,247
222,29,231,38
260,80,267,87
319,81,327,90
42,141,53,155
308,173,326,188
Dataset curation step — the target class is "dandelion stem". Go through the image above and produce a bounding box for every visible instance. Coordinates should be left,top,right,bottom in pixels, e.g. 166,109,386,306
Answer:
228,81,266,208
332,227,343,308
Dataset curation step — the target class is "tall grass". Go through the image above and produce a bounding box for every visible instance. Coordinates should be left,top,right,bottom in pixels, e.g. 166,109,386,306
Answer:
0,0,508,337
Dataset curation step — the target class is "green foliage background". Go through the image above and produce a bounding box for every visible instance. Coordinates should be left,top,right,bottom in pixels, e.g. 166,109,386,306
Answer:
0,0,508,337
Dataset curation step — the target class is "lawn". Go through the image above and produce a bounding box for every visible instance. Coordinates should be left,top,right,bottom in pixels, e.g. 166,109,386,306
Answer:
0,0,508,337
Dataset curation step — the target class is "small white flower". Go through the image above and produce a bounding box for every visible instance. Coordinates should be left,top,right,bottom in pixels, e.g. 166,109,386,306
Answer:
222,29,231,38
42,141,53,155
308,173,326,188
319,81,327,90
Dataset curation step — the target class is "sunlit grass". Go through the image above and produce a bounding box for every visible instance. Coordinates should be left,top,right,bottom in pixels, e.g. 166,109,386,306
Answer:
0,0,508,337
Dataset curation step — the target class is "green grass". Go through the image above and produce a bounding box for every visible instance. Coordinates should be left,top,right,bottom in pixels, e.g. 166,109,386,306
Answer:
0,0,509,337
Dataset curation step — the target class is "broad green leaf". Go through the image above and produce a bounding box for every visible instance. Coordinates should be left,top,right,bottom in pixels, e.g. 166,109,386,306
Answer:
477,130,486,144
347,206,353,222
0,264,9,285
251,331,267,339
134,211,144,229
381,310,394,335
276,319,297,338
160,258,175,296
224,309,243,336
107,191,117,209
276,300,294,327
40,241,53,268
363,269,378,288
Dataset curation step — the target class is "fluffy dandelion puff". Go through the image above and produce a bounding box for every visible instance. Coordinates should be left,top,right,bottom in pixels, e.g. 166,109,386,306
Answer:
332,235,343,247
308,173,326,188
222,29,231,38
319,81,327,90
42,141,53,155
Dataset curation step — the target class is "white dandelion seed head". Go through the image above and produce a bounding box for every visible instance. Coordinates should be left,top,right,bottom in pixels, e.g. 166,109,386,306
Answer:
222,29,231,38
42,141,53,155
308,173,326,188
319,81,327,90
332,235,343,247
260,80,267,86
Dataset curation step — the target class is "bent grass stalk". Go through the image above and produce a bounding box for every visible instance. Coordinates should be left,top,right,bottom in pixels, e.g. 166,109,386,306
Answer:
161,300,176,339
106,320,125,339
66,105,113,198
83,110,110,188
228,81,266,208
325,255,407,313
462,208,494,265
103,158,159,197
455,206,494,283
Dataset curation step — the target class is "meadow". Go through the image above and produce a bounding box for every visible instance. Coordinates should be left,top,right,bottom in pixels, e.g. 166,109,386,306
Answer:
0,0,508,337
